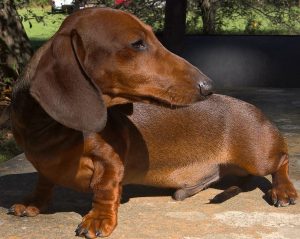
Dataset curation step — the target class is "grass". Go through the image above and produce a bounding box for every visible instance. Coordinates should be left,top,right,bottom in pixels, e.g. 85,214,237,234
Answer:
218,9,300,35
18,6,67,48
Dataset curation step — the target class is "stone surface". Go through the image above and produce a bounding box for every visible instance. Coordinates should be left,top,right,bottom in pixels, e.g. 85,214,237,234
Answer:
0,88,299,239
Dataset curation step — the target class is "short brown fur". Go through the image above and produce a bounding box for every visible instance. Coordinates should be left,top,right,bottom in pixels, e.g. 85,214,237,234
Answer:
7,8,296,239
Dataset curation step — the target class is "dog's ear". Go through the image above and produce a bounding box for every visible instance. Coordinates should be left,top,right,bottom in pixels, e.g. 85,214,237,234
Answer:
30,30,107,132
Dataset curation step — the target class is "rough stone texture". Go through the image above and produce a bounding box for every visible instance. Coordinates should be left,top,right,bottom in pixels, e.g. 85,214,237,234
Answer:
0,88,299,239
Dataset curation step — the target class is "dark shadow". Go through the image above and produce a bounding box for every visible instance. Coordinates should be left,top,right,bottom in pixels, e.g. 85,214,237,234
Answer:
0,172,92,216
121,185,174,204
0,172,274,217
0,172,174,213
209,175,273,204
0,172,38,209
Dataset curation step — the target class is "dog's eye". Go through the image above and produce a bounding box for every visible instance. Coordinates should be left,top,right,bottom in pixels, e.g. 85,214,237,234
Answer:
131,40,147,50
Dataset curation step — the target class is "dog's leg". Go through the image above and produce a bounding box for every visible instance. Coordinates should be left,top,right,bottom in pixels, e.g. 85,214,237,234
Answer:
76,143,124,238
269,154,298,207
173,170,220,201
9,173,54,217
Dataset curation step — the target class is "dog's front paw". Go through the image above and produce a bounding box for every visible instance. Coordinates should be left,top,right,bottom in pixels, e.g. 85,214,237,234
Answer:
8,204,41,217
269,182,298,207
75,210,117,238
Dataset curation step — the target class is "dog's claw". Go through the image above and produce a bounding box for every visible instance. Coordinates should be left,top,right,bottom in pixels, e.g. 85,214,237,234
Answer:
269,188,296,207
75,227,80,236
75,225,88,237
77,223,83,229
75,225,81,233
274,201,281,207
96,231,103,237
276,200,290,207
290,198,296,205
7,207,15,215
272,198,278,206
75,224,83,236
20,211,27,217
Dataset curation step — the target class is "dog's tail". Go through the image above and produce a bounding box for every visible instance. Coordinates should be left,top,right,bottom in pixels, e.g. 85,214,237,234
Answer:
0,105,10,127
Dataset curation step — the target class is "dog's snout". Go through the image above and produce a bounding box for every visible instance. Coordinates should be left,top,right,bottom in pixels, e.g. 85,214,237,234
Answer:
198,78,213,96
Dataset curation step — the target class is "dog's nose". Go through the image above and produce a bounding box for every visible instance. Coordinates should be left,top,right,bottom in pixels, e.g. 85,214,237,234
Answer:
199,78,213,96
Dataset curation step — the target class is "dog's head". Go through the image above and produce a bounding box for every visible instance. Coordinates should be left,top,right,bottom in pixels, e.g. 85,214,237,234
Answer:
30,8,213,132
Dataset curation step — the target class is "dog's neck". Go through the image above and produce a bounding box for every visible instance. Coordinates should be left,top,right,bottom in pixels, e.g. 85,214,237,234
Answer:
11,81,83,155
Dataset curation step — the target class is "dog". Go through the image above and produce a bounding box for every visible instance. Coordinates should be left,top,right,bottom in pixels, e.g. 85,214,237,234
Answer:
8,7,213,238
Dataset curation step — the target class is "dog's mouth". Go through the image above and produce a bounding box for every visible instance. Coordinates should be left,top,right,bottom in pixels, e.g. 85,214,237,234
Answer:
107,92,206,109
133,95,187,109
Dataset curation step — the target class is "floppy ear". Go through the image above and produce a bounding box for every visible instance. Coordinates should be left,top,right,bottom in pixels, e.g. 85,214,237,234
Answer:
30,30,107,132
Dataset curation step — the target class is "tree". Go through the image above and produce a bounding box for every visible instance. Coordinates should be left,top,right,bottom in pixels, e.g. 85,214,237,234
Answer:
0,0,33,106
198,0,218,34
193,0,300,34
113,0,165,31
0,0,32,79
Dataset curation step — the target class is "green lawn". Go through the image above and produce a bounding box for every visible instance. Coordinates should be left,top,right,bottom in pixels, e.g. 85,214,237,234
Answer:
18,6,67,48
219,9,300,35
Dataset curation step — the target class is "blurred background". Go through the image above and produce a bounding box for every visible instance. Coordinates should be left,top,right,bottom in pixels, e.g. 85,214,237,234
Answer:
1,0,300,161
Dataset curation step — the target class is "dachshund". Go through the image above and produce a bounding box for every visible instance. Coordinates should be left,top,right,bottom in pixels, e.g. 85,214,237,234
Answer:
8,7,213,239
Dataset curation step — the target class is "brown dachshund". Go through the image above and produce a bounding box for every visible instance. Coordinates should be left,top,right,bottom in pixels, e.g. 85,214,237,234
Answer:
8,8,212,239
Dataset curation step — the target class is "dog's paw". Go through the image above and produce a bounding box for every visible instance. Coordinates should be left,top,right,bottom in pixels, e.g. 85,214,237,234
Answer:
268,183,298,207
75,210,117,238
8,204,40,217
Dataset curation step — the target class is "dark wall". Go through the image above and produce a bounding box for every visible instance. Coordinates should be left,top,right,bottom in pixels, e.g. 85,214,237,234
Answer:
181,35,300,88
